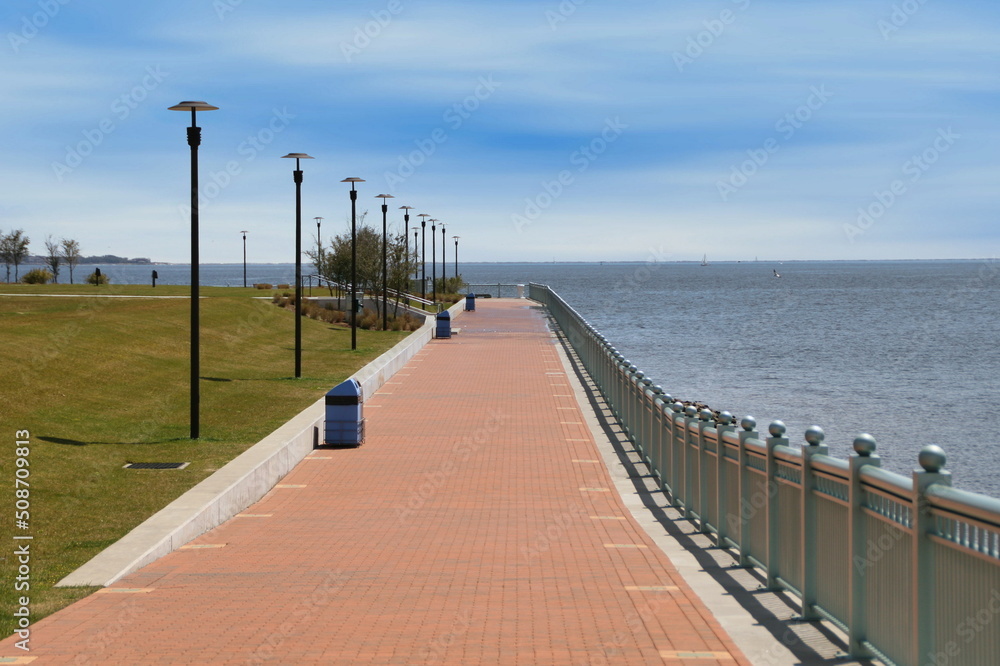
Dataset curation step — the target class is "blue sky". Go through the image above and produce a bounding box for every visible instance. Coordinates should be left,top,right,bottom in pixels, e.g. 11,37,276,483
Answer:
2,0,998,263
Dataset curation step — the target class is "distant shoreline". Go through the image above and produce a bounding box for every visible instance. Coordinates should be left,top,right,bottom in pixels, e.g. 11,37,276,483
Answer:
128,257,995,266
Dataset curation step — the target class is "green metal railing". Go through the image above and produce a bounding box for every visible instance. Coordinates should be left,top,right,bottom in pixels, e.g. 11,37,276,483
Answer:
529,282,1000,666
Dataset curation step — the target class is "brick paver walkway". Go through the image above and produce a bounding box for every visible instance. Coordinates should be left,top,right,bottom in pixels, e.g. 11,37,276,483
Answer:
2,300,749,664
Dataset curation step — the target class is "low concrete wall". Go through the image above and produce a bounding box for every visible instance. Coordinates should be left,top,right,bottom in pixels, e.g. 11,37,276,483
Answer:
57,299,465,588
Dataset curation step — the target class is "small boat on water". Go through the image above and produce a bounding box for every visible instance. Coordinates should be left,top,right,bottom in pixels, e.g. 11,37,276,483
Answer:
701,254,708,266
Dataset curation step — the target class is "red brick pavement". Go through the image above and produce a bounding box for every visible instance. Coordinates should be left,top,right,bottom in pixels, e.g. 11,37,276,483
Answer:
2,300,750,665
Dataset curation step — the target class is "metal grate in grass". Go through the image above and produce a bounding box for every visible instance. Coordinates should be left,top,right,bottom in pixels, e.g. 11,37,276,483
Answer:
123,462,190,470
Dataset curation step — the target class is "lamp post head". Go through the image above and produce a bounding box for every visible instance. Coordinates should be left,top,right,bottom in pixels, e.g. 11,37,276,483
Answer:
341,177,365,192
375,194,395,201
169,101,218,133
168,101,219,112
282,153,314,172
240,230,248,237
399,205,414,211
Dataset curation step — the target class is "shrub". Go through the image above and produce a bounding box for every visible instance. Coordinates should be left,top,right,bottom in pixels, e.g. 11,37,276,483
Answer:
85,271,110,285
357,308,379,330
255,283,272,290
22,268,53,284
276,283,290,290
271,293,283,304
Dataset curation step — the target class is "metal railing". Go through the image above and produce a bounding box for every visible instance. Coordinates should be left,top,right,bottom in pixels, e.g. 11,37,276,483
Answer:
529,282,1000,666
464,283,525,299
305,274,438,310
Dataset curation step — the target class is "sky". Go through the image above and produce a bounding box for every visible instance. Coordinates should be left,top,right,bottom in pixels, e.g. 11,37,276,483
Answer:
1,0,998,264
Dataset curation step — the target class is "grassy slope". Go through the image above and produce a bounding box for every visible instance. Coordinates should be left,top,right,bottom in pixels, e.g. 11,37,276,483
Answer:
0,286,409,637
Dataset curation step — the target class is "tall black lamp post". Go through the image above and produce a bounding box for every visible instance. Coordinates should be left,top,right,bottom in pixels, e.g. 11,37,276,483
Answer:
168,100,218,441
342,178,365,350
240,230,248,288
375,193,395,330
440,222,446,293
453,236,460,281
418,214,429,300
413,230,419,292
282,153,314,379
314,216,324,272
430,219,438,304
399,205,413,287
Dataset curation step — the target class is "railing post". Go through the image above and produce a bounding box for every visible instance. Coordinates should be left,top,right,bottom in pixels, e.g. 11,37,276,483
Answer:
716,412,735,547
629,369,644,446
736,416,758,567
765,420,788,590
669,402,685,508
652,390,670,486
800,425,828,621
847,434,879,659
912,445,951,666
697,408,713,534
683,405,698,520
641,379,655,463
648,386,663,472
620,361,634,438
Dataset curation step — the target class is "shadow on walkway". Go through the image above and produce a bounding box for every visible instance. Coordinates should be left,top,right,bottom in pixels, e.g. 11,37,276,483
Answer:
545,310,880,666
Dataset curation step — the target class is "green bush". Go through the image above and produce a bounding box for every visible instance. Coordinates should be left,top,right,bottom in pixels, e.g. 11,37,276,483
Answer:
22,268,53,284
85,271,109,285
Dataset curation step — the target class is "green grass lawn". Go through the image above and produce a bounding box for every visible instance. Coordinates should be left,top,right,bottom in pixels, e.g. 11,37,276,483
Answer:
0,285,411,638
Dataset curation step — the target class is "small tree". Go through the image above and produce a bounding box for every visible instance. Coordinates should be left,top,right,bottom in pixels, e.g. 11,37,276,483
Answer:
44,235,61,283
62,238,81,284
0,229,30,282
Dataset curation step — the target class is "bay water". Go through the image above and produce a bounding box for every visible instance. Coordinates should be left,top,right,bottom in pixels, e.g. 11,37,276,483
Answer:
88,259,1000,495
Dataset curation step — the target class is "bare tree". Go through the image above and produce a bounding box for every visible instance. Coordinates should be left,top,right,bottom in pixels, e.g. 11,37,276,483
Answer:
44,235,62,283
61,238,81,284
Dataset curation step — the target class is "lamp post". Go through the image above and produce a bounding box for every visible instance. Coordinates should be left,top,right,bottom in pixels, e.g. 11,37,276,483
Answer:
240,230,248,288
440,222,446,294
399,205,413,288
341,177,365,350
453,236,459,281
418,214,429,300
430,219,438,304
314,216,324,273
282,153,314,379
375,194,394,330
413,230,419,293
168,100,218,440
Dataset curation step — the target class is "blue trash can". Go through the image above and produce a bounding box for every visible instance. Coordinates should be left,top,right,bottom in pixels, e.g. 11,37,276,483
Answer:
465,293,476,311
435,310,452,338
324,378,364,447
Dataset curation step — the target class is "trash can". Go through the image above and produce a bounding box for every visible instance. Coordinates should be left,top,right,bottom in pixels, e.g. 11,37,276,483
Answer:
465,293,476,311
324,378,364,447
435,310,452,338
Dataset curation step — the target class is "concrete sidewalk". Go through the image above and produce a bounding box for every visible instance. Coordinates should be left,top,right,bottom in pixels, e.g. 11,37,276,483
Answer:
2,300,750,664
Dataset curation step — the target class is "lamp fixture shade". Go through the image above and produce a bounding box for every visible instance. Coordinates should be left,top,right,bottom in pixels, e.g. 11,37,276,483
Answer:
168,101,219,112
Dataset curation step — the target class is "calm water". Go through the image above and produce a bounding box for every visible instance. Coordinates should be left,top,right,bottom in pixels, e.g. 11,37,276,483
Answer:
98,260,1000,495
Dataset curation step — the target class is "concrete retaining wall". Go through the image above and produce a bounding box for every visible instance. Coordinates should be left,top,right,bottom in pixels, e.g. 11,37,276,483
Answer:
57,299,465,588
